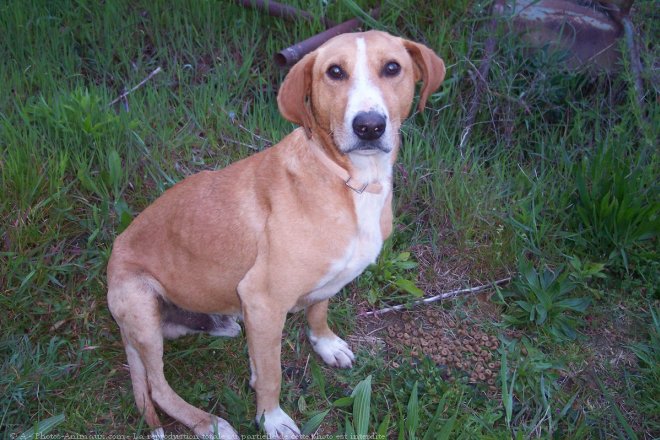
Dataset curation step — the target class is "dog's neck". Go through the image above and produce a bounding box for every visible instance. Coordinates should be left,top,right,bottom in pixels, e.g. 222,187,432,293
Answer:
310,130,395,194
346,150,394,191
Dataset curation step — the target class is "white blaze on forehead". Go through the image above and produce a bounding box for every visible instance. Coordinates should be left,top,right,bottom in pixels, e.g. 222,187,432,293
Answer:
345,38,388,121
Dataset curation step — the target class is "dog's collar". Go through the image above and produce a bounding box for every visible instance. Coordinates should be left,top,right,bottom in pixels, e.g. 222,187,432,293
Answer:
310,142,383,195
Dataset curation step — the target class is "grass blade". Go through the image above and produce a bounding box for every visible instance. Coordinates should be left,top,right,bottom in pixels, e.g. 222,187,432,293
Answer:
301,409,330,435
405,381,419,439
351,375,372,435
17,413,65,440
422,392,449,440
310,361,327,401
500,351,513,428
437,392,463,440
376,413,391,437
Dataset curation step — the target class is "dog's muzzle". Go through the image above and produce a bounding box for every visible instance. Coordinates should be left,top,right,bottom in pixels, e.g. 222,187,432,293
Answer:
352,111,386,141
344,111,390,154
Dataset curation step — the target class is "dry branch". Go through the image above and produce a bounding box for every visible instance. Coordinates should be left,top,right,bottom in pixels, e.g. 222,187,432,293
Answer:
361,277,511,317
621,15,645,111
109,67,162,107
459,0,504,153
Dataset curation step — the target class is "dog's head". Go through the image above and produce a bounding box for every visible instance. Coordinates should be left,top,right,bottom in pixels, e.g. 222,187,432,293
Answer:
278,30,445,157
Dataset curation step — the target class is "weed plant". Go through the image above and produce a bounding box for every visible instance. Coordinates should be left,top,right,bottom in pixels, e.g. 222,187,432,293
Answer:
574,145,659,273
495,258,595,340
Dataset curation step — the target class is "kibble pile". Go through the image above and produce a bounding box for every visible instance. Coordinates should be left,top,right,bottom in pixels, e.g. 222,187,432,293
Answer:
384,309,500,392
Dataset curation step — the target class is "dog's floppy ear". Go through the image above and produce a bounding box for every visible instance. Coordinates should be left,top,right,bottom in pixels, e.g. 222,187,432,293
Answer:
403,40,446,113
277,52,317,138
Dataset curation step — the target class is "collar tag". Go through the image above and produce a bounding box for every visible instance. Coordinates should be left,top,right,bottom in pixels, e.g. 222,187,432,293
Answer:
345,177,368,194
310,141,383,195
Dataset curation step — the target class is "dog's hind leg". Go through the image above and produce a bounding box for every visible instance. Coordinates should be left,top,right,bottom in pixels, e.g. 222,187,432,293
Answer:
120,331,162,437
109,278,239,439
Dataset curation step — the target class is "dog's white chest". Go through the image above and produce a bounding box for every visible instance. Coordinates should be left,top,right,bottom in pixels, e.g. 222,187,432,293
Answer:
301,186,389,307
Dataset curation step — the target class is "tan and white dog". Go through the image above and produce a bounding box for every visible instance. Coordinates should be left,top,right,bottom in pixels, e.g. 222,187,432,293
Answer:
107,30,445,439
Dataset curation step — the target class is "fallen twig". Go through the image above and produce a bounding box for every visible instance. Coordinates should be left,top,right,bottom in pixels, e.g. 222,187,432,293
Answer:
621,15,645,112
361,277,511,317
109,67,162,107
459,0,504,153
218,134,261,152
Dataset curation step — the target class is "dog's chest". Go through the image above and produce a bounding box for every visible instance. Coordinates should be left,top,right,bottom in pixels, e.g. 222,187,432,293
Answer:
301,188,389,306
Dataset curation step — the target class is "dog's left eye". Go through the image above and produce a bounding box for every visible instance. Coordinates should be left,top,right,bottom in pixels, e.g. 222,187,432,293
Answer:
382,61,401,77
326,65,346,80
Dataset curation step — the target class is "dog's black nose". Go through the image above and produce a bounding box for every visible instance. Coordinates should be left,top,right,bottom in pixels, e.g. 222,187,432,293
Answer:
352,111,386,141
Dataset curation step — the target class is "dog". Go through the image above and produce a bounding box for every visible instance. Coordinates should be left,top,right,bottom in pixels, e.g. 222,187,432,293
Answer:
107,30,445,439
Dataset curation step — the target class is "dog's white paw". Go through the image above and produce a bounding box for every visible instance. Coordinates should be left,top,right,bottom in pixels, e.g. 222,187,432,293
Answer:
150,428,165,440
260,407,300,439
194,416,240,440
309,332,355,368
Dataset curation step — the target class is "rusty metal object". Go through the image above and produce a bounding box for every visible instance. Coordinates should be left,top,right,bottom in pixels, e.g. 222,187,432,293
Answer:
504,0,623,71
234,0,379,68
274,8,381,68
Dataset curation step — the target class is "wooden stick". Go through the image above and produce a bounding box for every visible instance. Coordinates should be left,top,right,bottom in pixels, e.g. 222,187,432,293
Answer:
109,67,162,107
621,15,645,112
459,0,504,153
360,277,511,317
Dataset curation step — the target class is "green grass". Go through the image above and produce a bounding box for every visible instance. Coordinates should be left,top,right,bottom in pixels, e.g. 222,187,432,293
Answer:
1,0,658,438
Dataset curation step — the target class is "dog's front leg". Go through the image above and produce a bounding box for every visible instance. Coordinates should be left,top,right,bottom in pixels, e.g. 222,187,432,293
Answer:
306,300,355,368
243,301,300,439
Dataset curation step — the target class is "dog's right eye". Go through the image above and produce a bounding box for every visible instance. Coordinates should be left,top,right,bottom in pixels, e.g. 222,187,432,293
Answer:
326,65,346,80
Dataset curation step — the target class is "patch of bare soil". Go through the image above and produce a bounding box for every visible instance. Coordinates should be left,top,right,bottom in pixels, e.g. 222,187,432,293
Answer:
411,242,511,294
